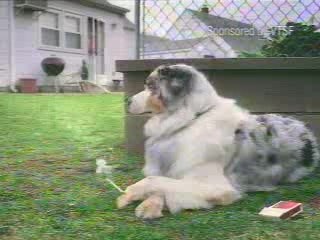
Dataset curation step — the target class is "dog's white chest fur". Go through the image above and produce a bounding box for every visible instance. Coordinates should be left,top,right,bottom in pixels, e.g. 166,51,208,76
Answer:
143,102,248,179
145,137,178,176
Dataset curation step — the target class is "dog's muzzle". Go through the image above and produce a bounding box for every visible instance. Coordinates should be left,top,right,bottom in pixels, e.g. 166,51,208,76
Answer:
128,90,153,114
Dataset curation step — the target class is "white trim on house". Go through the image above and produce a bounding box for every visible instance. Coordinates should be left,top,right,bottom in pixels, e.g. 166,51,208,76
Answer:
91,17,96,83
8,0,17,91
143,48,191,55
64,12,84,49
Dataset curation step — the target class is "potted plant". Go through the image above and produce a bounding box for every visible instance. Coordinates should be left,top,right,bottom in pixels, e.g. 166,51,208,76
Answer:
19,78,38,93
81,60,89,80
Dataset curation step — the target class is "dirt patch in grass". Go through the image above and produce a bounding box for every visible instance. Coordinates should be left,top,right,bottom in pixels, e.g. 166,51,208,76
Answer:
309,195,320,209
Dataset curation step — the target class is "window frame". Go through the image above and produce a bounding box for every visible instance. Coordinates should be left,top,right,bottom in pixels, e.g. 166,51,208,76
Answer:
39,10,62,49
64,12,84,50
39,10,86,54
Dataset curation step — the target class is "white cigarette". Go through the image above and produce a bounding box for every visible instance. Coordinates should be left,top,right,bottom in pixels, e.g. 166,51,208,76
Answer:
106,178,125,193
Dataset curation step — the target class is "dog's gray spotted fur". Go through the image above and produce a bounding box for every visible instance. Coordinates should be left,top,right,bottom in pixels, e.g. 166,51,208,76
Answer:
125,64,320,218
226,114,320,192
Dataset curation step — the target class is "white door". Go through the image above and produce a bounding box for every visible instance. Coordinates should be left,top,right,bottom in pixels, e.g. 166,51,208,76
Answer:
88,18,105,83
96,21,105,75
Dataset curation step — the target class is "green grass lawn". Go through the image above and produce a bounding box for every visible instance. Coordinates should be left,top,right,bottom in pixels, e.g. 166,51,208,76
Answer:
0,93,320,240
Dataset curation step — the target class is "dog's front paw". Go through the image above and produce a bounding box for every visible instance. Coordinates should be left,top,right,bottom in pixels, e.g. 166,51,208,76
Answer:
117,177,156,209
214,190,242,206
135,195,164,219
117,192,134,209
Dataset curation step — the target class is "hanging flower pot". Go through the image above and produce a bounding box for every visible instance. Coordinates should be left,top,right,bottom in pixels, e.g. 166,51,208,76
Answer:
41,57,65,76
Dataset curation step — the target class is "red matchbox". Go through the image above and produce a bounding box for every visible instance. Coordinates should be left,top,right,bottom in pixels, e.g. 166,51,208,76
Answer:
259,201,303,219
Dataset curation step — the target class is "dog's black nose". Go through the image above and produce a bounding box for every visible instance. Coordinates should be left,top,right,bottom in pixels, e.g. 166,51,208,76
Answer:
127,97,132,106
235,128,243,135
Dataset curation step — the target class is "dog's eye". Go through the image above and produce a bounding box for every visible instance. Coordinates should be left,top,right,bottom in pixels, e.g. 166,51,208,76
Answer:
172,70,192,82
174,71,184,78
267,154,278,164
159,67,170,76
235,129,243,135
146,82,157,92
257,153,264,160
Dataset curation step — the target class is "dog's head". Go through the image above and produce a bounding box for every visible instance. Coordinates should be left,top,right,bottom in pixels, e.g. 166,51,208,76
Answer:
128,64,218,115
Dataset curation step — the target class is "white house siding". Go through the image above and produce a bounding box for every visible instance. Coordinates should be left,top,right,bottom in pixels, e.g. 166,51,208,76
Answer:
111,25,136,82
14,0,135,88
123,28,136,59
102,16,136,87
0,1,10,89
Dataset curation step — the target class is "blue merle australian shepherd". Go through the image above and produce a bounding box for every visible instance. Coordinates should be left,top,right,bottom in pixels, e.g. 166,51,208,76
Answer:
117,64,319,219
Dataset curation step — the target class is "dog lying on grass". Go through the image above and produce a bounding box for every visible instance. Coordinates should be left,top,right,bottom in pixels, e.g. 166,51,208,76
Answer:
118,64,319,219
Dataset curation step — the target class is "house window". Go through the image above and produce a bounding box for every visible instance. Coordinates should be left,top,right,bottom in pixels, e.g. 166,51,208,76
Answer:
41,12,60,47
65,15,82,49
40,11,84,51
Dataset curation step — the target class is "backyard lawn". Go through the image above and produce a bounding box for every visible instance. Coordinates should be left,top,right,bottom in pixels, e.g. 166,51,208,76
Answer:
1,93,320,240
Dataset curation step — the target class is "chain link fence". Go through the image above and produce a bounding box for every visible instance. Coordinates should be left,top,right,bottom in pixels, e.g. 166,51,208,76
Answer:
139,0,320,59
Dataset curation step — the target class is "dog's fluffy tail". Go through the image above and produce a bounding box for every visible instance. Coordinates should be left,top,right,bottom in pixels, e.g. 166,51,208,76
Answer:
226,114,320,192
